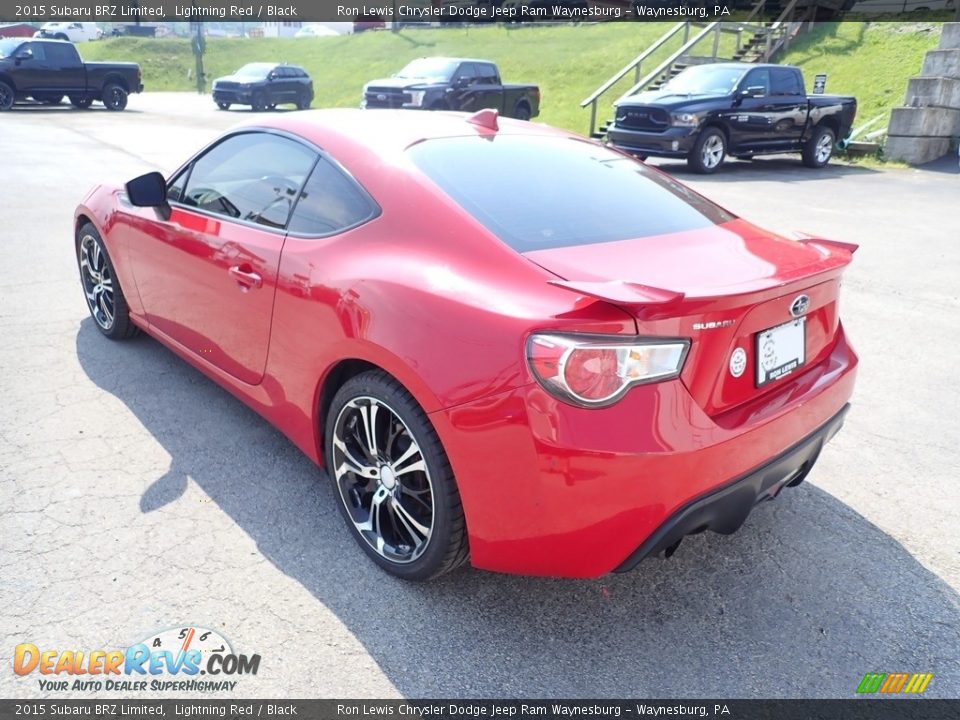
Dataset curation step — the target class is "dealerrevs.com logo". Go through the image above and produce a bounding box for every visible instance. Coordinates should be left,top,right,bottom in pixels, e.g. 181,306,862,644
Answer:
14,626,260,693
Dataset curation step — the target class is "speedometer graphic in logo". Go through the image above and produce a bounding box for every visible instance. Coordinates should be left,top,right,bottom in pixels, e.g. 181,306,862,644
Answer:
133,626,233,673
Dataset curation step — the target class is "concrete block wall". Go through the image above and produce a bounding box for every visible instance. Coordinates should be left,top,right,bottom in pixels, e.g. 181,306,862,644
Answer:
886,23,960,165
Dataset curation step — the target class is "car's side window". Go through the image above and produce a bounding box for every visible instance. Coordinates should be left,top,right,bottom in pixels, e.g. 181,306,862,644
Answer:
287,158,377,236
45,43,74,66
455,63,478,85
178,132,318,230
771,69,803,96
21,43,44,62
477,64,498,84
742,68,771,96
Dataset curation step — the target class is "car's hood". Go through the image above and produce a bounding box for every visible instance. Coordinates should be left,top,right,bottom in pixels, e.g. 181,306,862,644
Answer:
365,77,441,90
214,74,257,85
523,219,855,301
618,89,730,112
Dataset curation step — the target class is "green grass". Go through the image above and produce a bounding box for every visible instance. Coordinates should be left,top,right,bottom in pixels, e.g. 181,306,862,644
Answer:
780,21,944,136
81,21,946,138
81,24,681,134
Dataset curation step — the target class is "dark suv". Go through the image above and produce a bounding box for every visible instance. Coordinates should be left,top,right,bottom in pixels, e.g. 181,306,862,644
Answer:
212,63,313,112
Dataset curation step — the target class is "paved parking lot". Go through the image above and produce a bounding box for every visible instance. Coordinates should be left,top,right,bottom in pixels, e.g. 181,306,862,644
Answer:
1,93,958,699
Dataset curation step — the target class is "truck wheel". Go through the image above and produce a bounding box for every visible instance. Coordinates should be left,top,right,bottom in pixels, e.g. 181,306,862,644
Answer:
513,102,531,121
102,84,128,111
70,96,93,109
688,128,726,174
802,126,835,169
0,81,14,111
252,92,267,112
216,101,231,110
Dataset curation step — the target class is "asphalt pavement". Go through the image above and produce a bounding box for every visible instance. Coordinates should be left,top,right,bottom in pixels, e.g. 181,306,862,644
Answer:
1,93,958,699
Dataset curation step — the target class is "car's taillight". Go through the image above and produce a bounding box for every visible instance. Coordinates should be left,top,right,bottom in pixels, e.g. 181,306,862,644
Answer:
527,333,689,407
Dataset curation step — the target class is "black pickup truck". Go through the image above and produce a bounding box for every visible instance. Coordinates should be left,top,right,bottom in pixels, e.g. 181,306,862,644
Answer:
362,57,540,120
0,38,142,111
606,63,857,173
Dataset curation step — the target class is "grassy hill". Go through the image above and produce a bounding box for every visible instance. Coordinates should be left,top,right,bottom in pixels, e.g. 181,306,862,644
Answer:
82,21,946,138
780,22,943,136
82,23,673,134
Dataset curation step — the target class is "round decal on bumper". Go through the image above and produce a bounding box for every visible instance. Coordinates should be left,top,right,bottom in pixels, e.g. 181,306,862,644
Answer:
730,347,747,378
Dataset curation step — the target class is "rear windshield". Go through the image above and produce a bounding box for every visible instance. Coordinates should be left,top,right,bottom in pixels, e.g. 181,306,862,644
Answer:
408,135,734,252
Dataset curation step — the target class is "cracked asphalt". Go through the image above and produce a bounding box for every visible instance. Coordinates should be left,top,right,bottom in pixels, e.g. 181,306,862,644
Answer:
1,93,958,700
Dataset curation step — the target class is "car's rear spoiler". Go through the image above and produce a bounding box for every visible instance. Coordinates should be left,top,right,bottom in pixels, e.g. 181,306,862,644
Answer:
547,280,685,309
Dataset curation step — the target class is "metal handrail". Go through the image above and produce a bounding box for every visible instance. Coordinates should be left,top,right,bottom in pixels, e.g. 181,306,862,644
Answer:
615,22,721,104
580,22,687,109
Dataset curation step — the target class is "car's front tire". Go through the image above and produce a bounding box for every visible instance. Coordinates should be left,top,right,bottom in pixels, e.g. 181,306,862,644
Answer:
252,92,268,112
802,125,836,168
70,95,93,109
0,81,14,111
76,223,139,340
325,371,469,581
296,91,311,110
102,83,128,111
217,101,231,110
688,127,726,174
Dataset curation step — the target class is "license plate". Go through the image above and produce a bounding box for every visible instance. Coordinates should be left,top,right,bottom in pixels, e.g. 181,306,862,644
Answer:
756,317,806,387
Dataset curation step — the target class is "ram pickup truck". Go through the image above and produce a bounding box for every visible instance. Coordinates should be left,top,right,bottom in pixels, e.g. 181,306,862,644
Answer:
607,63,857,173
362,57,540,120
0,38,142,111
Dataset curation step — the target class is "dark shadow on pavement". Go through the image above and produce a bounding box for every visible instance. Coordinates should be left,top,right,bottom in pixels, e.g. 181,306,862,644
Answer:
647,156,880,183
76,319,960,698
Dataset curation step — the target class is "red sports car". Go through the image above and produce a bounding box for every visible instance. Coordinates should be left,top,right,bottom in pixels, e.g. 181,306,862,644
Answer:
74,109,858,580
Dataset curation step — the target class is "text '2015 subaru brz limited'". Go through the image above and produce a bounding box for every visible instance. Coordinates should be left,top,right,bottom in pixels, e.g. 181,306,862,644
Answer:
74,108,857,580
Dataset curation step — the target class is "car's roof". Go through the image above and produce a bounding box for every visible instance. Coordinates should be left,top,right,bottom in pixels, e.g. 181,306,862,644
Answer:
409,57,494,65
238,108,570,156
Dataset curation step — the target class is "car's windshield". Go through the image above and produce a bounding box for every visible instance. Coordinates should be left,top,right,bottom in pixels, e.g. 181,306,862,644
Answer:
408,136,734,253
234,63,274,79
0,39,22,58
662,65,746,95
395,58,459,81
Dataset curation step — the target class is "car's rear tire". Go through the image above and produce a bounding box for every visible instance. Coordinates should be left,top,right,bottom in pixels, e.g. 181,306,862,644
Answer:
325,370,469,581
688,128,726,174
802,125,836,169
75,223,139,340
70,95,93,109
216,101,231,110
0,81,14,111
513,101,531,121
102,83,128,111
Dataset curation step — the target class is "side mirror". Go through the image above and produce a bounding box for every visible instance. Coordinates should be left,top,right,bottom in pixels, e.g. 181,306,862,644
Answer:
15,51,32,61
126,171,171,219
454,77,470,89
268,72,278,81
742,85,766,98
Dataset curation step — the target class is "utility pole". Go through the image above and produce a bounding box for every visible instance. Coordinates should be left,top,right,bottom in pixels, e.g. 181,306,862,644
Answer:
191,21,206,94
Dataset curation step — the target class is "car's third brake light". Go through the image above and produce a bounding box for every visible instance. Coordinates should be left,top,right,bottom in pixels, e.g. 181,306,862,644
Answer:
527,334,689,408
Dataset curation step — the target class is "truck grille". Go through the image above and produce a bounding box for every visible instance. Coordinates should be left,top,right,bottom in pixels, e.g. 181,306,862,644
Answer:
615,106,670,133
215,82,241,91
364,87,408,108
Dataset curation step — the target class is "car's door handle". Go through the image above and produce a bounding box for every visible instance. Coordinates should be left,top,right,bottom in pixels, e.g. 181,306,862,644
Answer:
229,265,263,290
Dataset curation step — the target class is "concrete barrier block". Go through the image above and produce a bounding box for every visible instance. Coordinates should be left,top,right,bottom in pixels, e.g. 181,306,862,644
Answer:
940,23,960,51
885,135,951,165
921,49,960,78
904,77,960,110
888,106,960,137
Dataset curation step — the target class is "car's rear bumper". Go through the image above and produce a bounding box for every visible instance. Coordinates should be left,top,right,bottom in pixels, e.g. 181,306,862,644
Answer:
614,402,849,572
606,125,699,157
430,325,858,578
